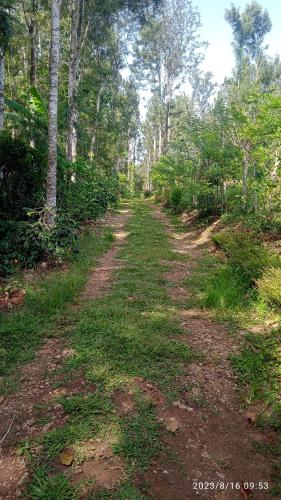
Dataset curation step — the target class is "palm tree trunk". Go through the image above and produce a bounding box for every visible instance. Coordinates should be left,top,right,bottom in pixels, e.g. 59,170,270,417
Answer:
46,0,61,227
0,49,4,130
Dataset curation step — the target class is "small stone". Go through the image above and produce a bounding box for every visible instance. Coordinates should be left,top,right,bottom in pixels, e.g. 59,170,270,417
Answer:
166,418,179,433
18,473,28,486
201,450,210,459
53,403,63,411
173,401,188,410
26,418,35,426
0,395,5,404
74,467,83,475
59,450,75,466
42,422,53,432
191,387,201,397
163,470,169,474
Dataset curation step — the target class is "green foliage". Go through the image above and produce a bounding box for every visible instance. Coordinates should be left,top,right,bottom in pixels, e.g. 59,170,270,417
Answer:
0,132,47,220
0,139,118,275
257,267,281,307
59,159,118,222
213,229,276,285
0,214,79,275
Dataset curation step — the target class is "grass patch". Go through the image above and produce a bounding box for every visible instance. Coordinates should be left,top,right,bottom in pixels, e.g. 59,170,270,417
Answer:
0,227,114,387
28,468,76,500
113,396,162,472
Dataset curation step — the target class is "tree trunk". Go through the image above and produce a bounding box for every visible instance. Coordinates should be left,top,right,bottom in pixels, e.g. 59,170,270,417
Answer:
242,154,249,211
89,83,104,156
29,0,38,85
0,49,4,130
46,0,61,227
29,21,37,85
153,127,157,163
67,0,85,162
158,125,162,158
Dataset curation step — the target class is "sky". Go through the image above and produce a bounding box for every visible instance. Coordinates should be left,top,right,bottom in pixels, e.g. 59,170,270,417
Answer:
196,0,281,84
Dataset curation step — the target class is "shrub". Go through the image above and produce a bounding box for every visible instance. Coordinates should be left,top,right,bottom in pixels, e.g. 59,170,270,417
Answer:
59,159,118,222
213,229,277,286
170,186,183,213
0,132,47,220
257,267,281,307
0,213,79,276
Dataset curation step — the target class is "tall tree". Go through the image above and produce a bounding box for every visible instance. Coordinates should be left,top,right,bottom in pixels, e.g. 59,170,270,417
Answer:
67,0,86,161
225,1,271,83
134,0,205,154
21,0,39,85
46,0,61,226
0,0,15,130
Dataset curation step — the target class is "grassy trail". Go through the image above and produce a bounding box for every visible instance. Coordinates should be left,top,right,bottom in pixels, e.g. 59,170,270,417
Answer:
0,201,274,499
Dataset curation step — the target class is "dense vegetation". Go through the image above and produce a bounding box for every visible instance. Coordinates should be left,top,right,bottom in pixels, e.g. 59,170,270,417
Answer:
0,0,160,275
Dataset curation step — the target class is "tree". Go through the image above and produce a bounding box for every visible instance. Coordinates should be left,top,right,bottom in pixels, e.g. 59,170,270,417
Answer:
46,0,62,226
0,0,15,130
67,0,86,161
225,2,272,83
21,0,39,85
134,0,205,156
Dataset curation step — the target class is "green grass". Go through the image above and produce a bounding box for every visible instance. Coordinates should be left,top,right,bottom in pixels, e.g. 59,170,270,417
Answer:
20,201,197,498
0,227,114,392
175,215,281,496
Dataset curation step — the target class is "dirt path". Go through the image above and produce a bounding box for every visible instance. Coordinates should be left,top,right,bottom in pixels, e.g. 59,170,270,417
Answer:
143,205,272,500
0,208,131,500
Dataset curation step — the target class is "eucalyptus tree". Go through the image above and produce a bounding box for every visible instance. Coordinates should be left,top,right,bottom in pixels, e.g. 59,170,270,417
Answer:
46,0,62,226
67,0,86,161
134,0,205,154
225,1,272,84
0,0,16,130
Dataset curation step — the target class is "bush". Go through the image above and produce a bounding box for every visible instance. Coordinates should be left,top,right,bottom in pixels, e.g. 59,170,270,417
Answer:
213,229,277,286
170,187,183,213
257,267,281,307
0,213,79,275
59,159,118,222
0,132,47,220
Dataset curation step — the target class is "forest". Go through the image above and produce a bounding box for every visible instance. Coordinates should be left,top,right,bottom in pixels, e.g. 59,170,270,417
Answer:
0,0,281,498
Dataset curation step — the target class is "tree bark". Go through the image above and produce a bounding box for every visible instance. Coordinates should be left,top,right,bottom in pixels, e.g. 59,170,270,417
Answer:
46,0,61,227
158,125,162,158
29,0,38,85
29,21,37,85
67,0,85,162
0,49,4,130
242,153,249,210
89,83,104,156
